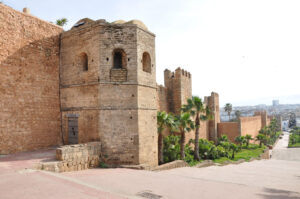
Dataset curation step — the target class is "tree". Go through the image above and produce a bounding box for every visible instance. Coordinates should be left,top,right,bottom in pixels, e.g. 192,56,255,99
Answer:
174,112,195,160
235,136,245,148
256,134,267,147
217,135,229,145
182,96,213,161
235,110,241,120
244,134,253,147
56,18,68,27
224,103,233,121
157,111,177,165
230,143,238,159
288,113,296,129
269,118,278,133
259,126,271,136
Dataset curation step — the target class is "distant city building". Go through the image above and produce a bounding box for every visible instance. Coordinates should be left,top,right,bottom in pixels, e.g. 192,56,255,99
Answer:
272,100,279,106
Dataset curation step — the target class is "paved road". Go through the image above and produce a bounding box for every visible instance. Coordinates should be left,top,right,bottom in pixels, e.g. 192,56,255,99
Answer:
1,135,300,199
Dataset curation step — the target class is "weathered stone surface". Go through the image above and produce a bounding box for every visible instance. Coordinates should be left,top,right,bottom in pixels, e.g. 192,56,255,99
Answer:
194,160,214,168
60,19,158,168
41,142,101,172
152,160,189,171
0,4,63,154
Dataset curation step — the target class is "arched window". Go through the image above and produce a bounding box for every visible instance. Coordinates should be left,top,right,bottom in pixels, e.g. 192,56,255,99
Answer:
113,49,126,69
78,52,88,71
142,52,151,73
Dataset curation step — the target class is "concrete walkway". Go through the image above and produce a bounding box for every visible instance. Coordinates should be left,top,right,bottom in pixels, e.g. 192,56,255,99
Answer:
1,137,300,199
272,131,300,161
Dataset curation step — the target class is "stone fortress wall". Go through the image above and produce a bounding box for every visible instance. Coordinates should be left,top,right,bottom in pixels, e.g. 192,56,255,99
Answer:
0,4,278,168
157,68,220,143
217,111,275,142
0,4,63,154
60,18,157,167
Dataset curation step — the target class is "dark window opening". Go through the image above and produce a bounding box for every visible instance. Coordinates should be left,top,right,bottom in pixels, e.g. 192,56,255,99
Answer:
114,52,122,69
142,52,151,73
78,52,88,71
113,49,127,69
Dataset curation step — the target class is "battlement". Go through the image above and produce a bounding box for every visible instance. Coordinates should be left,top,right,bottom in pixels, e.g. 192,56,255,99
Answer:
164,68,191,80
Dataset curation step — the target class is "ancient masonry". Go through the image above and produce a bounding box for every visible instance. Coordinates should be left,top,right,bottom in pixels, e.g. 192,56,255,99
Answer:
0,4,220,168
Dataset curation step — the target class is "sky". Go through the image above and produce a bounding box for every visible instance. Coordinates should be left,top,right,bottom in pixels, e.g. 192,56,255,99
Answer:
3,0,300,106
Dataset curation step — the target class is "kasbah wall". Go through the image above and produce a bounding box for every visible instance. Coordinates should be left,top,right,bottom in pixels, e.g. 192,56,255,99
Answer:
217,110,274,142
0,4,271,167
0,4,63,154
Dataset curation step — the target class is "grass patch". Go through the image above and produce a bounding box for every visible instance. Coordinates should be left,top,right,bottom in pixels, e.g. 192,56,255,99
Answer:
288,143,300,148
213,147,265,164
187,160,203,166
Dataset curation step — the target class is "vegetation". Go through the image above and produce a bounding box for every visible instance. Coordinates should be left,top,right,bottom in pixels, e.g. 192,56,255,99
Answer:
158,97,271,167
157,111,177,164
245,134,253,147
224,103,232,120
56,18,68,26
213,147,265,164
182,96,213,161
162,133,265,166
256,134,267,147
174,112,194,160
235,136,245,148
288,113,297,129
288,127,300,148
256,118,281,147
234,110,241,120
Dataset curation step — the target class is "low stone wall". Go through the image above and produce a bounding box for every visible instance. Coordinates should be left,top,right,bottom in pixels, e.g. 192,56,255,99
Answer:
42,142,101,172
260,148,270,159
152,160,189,171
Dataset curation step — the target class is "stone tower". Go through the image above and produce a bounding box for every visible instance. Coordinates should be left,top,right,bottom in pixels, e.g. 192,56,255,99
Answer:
60,19,157,167
205,92,220,142
164,67,192,114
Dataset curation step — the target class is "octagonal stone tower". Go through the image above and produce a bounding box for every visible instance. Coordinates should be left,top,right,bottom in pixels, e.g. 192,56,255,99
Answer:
60,18,157,167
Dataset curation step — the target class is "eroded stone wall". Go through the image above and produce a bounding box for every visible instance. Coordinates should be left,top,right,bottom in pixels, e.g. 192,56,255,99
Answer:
42,142,101,172
60,20,158,167
0,4,63,154
217,122,240,142
240,116,262,138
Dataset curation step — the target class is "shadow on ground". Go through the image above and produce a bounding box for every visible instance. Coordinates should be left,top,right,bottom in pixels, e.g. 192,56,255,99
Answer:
257,188,300,199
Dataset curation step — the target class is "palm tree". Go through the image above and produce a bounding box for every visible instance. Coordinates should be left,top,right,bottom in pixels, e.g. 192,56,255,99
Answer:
56,18,68,27
230,143,238,159
256,134,266,147
235,110,241,120
245,134,253,147
174,112,195,160
182,96,213,161
224,103,233,121
235,136,245,147
157,111,177,165
217,135,229,145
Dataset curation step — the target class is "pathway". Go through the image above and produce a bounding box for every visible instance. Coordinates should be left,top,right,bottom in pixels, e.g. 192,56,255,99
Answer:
272,131,300,161
1,135,300,199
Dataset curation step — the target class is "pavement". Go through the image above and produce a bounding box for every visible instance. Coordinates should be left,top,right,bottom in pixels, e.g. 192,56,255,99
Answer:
272,131,300,161
1,132,300,199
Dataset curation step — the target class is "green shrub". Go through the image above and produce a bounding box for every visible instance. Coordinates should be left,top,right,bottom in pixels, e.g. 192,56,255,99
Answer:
99,162,109,168
163,135,181,163
163,135,199,165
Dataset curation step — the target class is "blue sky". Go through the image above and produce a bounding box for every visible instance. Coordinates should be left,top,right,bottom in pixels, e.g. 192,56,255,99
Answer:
3,0,300,106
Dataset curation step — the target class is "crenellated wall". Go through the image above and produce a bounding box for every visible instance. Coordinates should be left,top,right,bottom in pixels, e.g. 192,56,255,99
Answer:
157,68,219,143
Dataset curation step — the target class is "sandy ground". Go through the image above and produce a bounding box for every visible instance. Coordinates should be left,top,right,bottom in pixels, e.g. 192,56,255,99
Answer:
1,132,300,199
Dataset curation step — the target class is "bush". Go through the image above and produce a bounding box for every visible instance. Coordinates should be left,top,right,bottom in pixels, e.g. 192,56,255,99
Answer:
198,139,229,160
163,135,181,163
289,127,300,147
